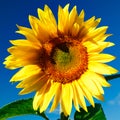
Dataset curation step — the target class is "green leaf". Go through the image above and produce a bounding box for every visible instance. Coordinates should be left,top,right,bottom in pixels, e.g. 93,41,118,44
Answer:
74,103,106,120
105,74,120,81
0,98,48,120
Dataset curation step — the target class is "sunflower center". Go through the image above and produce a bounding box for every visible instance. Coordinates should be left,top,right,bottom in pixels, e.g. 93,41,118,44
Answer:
52,43,72,67
44,37,88,84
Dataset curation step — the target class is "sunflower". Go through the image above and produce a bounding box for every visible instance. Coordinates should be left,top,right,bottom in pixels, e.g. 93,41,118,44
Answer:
4,4,118,116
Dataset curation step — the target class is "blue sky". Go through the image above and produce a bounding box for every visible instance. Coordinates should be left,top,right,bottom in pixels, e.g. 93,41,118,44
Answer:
0,0,120,120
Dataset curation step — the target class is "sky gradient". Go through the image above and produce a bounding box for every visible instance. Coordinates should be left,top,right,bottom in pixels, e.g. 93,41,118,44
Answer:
0,0,120,120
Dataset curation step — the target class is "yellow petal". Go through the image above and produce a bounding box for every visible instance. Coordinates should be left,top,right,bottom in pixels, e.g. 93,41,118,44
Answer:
83,41,114,53
44,5,57,27
37,6,57,36
85,70,110,87
16,25,41,45
94,94,104,101
71,23,80,37
33,81,50,110
4,55,24,69
68,6,77,30
71,82,80,112
94,34,112,42
85,16,95,27
83,70,104,94
78,9,85,24
85,17,101,31
61,83,73,116
91,78,104,94
94,74,111,87
72,81,88,112
16,25,33,35
16,73,43,88
4,55,39,69
82,33,111,44
40,82,59,113
81,71,101,95
10,39,41,49
7,46,40,65
50,83,62,112
8,45,39,56
62,4,69,34
78,76,95,107
10,65,41,82
89,53,116,63
88,26,108,40
29,15,40,36
58,4,69,34
18,75,49,95
29,15,50,43
88,62,118,75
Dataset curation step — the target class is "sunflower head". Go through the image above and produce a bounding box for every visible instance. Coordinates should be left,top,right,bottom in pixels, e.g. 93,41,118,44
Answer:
43,36,88,84
4,4,118,116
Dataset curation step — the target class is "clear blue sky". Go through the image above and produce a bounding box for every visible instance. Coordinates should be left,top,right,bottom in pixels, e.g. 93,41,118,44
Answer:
0,0,120,120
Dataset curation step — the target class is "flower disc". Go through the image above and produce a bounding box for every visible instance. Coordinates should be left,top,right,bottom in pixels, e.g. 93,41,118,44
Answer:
44,37,88,84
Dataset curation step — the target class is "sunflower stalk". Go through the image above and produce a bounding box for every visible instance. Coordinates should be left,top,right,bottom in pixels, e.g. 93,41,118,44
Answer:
36,110,49,120
59,112,70,120
105,74,120,81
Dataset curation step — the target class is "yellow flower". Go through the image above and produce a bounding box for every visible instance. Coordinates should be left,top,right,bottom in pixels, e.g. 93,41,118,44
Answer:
4,4,118,116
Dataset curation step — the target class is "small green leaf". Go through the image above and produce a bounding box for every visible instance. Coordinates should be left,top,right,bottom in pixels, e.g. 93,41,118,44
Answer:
0,98,48,120
74,103,106,120
105,74,120,81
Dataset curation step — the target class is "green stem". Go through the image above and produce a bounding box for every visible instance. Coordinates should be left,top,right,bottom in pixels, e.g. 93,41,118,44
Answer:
36,110,49,120
58,112,69,120
105,74,120,81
